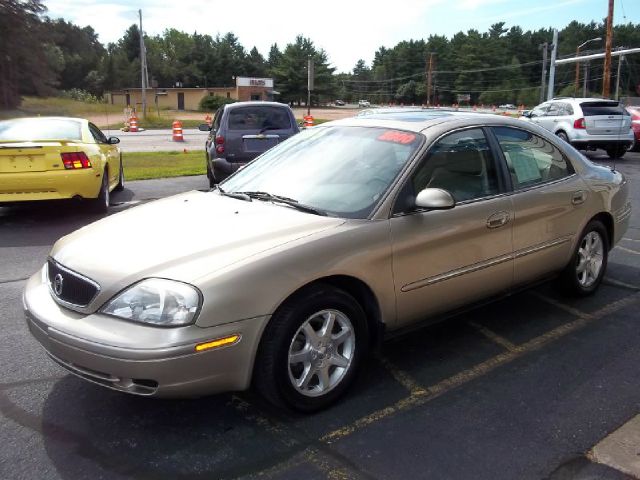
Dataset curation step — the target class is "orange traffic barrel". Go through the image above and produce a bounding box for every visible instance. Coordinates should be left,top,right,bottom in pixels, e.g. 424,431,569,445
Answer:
129,116,139,133
172,120,184,142
205,114,213,127
303,115,314,128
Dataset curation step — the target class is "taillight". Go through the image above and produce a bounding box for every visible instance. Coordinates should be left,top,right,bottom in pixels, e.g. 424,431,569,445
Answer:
215,135,224,154
573,118,586,129
61,152,92,169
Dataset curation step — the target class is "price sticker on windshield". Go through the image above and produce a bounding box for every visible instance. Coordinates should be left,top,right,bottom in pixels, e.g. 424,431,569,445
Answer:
377,130,417,145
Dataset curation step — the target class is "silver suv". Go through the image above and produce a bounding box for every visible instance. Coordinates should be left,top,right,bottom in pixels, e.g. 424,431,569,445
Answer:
523,98,633,159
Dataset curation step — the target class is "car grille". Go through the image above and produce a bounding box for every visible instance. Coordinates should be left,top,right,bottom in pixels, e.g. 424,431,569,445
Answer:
47,258,100,307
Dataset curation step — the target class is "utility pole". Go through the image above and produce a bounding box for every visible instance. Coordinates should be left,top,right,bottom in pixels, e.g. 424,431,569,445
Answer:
583,63,588,96
547,30,558,101
139,9,147,117
602,0,614,98
615,53,624,100
426,53,434,106
539,42,548,103
307,58,314,116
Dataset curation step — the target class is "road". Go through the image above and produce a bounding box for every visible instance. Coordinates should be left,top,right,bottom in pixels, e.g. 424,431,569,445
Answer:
108,128,209,153
0,151,639,479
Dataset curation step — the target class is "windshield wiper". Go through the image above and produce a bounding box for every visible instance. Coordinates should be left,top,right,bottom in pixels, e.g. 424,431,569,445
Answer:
258,126,281,134
216,186,251,201
237,191,327,216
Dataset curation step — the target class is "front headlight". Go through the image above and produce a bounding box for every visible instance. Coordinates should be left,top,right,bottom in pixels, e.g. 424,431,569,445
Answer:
101,278,202,327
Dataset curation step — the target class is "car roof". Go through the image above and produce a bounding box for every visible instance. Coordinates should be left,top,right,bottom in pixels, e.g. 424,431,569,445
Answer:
224,101,291,110
324,112,523,134
0,116,86,124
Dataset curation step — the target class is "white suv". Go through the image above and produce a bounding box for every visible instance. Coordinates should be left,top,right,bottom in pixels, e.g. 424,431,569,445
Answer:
358,100,371,108
523,98,633,159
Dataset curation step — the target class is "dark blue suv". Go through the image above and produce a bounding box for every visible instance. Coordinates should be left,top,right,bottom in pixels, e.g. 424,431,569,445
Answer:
199,101,300,187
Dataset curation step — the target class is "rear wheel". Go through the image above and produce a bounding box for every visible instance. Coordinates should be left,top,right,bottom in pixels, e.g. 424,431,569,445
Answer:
606,145,626,159
558,220,608,296
254,285,369,412
114,158,125,191
88,170,109,214
556,131,569,143
630,137,639,152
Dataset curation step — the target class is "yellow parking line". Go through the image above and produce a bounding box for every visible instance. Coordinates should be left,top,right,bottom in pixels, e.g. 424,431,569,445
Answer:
468,321,522,352
604,277,640,291
321,292,640,444
616,245,640,255
378,357,429,396
531,292,593,319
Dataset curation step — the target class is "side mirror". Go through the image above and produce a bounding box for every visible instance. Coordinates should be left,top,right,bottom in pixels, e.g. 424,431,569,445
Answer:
415,188,455,210
107,137,120,144
198,123,212,131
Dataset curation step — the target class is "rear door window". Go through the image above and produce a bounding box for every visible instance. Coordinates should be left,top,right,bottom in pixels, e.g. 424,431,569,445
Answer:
492,127,573,189
227,107,292,131
89,123,107,143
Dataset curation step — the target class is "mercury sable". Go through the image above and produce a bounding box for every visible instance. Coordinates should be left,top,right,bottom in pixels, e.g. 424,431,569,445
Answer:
24,115,630,411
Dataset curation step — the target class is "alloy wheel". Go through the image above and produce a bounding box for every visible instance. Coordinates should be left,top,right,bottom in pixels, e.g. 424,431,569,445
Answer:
287,309,355,397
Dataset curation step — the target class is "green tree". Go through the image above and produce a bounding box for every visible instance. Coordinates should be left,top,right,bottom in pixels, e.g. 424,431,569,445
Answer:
0,0,57,108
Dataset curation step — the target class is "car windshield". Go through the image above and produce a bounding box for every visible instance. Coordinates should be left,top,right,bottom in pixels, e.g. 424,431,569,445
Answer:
0,118,82,142
580,101,627,116
227,106,292,131
222,126,424,218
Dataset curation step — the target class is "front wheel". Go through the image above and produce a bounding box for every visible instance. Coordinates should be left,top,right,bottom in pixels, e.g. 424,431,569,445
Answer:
254,285,369,412
558,220,608,296
606,145,626,159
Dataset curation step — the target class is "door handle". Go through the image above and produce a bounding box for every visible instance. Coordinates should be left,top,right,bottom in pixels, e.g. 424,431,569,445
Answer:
571,190,587,205
487,211,510,229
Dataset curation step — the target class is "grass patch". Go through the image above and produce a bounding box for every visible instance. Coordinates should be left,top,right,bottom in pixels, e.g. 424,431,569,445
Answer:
123,151,205,180
0,96,123,119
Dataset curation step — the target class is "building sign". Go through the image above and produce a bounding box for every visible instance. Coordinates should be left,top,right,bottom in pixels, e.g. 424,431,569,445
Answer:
236,77,274,88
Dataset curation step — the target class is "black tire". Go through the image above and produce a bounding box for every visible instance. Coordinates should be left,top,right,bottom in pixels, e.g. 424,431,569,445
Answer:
606,145,626,159
558,220,609,296
114,158,125,191
88,170,110,214
253,285,369,412
556,131,569,143
630,138,639,153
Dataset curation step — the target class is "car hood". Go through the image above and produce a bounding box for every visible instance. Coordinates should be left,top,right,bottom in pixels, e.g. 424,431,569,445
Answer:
50,191,345,306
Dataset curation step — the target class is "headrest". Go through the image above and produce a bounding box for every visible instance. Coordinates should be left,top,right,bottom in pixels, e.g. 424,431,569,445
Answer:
446,150,483,175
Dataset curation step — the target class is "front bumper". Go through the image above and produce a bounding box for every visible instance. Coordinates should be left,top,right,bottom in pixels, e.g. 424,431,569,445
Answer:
23,270,269,398
0,168,102,203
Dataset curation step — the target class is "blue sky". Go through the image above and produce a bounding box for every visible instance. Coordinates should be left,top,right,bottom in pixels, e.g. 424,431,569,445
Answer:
44,0,640,73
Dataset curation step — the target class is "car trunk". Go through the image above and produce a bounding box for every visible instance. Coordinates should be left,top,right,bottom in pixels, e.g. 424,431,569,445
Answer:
582,101,631,136
0,142,82,174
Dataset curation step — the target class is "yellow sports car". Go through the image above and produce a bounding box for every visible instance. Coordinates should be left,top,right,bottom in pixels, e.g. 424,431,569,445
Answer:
0,117,124,212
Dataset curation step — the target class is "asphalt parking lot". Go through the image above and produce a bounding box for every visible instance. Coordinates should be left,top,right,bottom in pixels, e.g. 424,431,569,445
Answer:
1,150,639,480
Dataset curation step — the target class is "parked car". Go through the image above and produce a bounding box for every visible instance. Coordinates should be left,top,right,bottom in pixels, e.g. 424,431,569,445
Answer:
334,100,346,106
199,101,299,187
358,100,371,108
0,117,123,212
625,106,640,152
522,98,633,159
499,104,517,109
25,114,630,412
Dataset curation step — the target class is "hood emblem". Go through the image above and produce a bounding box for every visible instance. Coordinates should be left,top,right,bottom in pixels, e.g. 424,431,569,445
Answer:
53,273,64,296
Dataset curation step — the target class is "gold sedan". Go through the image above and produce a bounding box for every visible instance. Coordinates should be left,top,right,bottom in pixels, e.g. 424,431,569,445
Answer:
0,117,123,212
23,115,630,411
